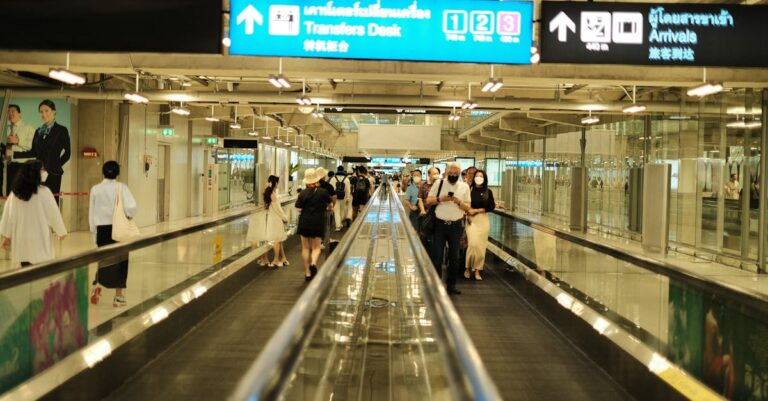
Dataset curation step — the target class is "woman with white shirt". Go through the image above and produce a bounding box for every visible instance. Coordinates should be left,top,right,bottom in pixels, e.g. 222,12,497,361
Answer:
0,160,67,267
88,161,138,307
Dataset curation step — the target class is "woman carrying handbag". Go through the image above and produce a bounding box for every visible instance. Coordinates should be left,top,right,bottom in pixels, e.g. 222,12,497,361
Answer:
88,161,138,307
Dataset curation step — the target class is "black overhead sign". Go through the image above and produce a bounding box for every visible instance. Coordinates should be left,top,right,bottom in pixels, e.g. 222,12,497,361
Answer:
540,2,768,67
0,0,222,53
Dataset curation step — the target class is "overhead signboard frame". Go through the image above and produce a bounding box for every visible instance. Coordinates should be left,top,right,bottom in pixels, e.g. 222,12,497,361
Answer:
229,0,534,64
540,1,768,67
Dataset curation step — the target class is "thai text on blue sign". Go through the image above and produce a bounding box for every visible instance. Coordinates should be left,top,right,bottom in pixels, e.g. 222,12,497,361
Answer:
229,0,534,64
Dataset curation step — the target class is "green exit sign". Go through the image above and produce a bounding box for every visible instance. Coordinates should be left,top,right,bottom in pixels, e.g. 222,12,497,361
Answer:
206,137,218,145
161,128,174,137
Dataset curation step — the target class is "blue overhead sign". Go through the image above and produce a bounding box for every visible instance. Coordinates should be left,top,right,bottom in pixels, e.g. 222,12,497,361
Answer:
229,0,533,64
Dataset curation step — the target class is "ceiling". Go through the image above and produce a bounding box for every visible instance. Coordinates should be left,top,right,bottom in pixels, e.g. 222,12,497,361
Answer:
0,48,766,159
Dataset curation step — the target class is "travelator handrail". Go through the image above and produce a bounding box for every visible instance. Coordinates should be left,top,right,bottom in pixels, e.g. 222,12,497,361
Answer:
385,184,503,401
229,184,502,401
0,197,296,291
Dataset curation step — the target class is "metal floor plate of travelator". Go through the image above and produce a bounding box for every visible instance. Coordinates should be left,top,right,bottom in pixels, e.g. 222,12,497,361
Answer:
279,192,454,401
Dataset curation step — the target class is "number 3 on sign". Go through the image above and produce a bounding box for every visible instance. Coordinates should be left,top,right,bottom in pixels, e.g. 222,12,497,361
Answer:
497,12,521,36
443,10,468,34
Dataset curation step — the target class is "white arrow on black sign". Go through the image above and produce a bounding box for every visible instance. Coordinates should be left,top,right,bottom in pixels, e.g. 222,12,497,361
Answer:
237,4,264,35
549,11,576,42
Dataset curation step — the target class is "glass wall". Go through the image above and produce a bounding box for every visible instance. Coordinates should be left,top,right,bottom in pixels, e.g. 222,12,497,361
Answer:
506,88,765,271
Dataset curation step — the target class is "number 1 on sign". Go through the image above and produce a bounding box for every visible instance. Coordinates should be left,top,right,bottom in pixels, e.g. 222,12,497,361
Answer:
443,10,468,34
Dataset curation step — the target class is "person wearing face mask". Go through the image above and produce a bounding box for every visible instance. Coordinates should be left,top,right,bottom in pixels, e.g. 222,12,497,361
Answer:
417,167,440,248
426,162,471,295
465,170,495,281
29,99,71,204
403,170,423,230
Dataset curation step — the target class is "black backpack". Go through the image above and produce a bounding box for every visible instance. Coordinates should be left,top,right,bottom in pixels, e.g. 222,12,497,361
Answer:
334,176,346,200
354,176,370,197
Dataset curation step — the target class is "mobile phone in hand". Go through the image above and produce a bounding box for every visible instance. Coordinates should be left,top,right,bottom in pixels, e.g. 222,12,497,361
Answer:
448,191,454,197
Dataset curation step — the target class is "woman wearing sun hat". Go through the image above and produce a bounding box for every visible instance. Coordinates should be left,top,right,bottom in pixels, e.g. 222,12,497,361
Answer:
295,168,331,281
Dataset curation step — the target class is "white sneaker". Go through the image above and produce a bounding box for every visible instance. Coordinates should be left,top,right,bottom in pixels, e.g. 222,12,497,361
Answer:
113,296,127,307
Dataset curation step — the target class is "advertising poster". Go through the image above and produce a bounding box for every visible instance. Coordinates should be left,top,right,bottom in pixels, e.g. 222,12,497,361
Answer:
0,267,89,392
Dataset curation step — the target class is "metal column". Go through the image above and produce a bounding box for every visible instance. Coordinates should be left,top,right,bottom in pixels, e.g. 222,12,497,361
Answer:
570,127,588,232
759,89,768,273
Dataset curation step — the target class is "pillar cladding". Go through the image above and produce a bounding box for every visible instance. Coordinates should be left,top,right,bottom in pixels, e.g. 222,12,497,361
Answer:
642,163,672,254
570,167,588,232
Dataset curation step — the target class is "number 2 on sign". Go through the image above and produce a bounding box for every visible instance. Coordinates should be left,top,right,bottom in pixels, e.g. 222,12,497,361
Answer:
470,11,494,35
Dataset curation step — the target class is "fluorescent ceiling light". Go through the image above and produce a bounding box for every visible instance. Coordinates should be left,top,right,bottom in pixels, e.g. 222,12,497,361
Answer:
481,78,503,93
284,142,291,146
622,104,647,113
171,106,190,116
275,139,283,143
292,145,299,148
48,68,86,85
262,136,272,139
687,82,723,97
296,96,313,105
268,74,291,88
230,123,241,129
461,100,477,110
581,115,600,125
205,116,220,122
247,131,258,136
727,119,762,129
124,92,149,104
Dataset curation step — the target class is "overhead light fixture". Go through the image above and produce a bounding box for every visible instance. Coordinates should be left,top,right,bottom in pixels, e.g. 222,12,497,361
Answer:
222,37,231,47
247,131,258,136
581,113,600,125
124,92,149,104
481,78,503,93
124,73,149,104
181,81,192,87
296,95,313,105
687,82,723,97
727,116,762,129
448,106,461,121
668,115,692,120
461,100,478,110
171,105,191,116
205,106,219,122
229,122,241,129
312,104,325,118
292,145,299,148
268,74,291,88
48,68,86,85
622,104,647,113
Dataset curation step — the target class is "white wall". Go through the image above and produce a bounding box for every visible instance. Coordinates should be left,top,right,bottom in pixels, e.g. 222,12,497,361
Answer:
124,104,159,228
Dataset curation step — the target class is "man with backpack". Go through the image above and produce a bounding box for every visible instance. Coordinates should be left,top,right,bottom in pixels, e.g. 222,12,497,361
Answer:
352,166,372,220
332,165,351,231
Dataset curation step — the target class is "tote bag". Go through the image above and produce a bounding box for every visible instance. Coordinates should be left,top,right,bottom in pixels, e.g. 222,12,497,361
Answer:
112,183,140,242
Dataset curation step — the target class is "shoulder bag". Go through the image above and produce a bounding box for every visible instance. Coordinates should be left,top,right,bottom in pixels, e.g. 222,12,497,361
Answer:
112,183,140,242
419,179,444,238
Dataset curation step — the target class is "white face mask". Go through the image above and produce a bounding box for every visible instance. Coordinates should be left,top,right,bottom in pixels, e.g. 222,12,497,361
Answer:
41,171,48,183
474,176,484,186
431,174,441,182
412,176,422,184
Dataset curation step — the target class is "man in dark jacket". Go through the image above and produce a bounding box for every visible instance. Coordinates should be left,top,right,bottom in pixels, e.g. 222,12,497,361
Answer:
30,99,71,203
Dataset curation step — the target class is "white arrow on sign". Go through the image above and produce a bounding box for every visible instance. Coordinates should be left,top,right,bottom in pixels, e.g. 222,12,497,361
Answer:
549,11,576,42
237,4,264,35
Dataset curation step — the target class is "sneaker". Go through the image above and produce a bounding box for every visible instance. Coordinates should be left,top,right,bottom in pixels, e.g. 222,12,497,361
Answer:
90,287,102,305
474,271,483,281
463,269,471,279
113,296,127,307
310,265,318,278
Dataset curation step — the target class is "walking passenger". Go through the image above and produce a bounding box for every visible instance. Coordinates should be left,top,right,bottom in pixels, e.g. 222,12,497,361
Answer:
296,168,332,281
403,169,422,231
0,160,67,268
332,166,351,231
317,167,336,244
426,162,471,295
418,167,440,248
263,175,290,267
464,170,496,281
87,161,137,307
352,166,372,220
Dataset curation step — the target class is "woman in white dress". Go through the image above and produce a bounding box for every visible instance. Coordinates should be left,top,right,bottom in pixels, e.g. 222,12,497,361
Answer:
0,160,67,268
247,175,289,267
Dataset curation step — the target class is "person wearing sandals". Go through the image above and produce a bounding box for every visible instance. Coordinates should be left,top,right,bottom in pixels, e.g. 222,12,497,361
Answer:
88,161,137,307
262,175,290,267
296,168,331,281
465,170,495,281
0,160,67,268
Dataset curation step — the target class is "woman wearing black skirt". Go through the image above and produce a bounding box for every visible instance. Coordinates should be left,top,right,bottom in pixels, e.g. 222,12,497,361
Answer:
88,161,138,307
296,168,331,281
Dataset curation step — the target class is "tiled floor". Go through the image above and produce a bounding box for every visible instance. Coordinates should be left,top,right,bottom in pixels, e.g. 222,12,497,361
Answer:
506,210,768,299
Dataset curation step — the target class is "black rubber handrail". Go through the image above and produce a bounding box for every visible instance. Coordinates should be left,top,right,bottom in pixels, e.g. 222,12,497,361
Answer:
0,198,296,291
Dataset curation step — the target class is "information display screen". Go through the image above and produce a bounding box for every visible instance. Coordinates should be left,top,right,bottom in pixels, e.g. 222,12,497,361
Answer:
229,0,533,64
540,1,768,67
